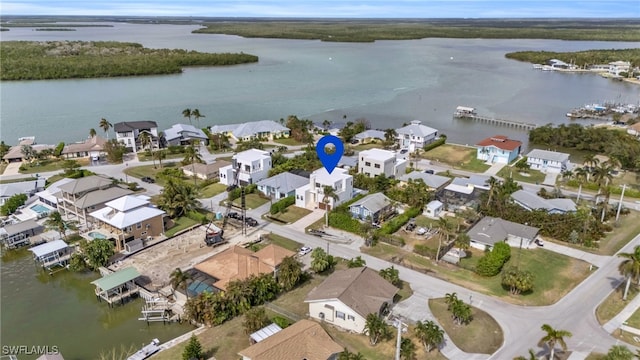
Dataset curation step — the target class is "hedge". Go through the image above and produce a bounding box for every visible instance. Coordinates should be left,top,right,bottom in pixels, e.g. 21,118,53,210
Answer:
328,211,364,235
423,135,447,152
475,242,511,277
270,196,295,214
377,207,421,235
0,193,27,216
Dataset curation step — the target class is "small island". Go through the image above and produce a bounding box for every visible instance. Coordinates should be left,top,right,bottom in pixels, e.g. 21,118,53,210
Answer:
35,28,76,31
0,41,259,80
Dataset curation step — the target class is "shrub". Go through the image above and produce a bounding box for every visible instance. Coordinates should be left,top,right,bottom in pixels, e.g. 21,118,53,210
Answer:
270,196,295,214
53,142,65,157
423,135,447,152
414,244,437,258
328,211,364,235
0,193,28,216
475,242,511,277
377,207,421,235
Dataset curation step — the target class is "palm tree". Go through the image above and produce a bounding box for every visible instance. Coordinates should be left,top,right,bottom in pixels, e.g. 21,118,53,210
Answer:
618,245,640,300
384,128,397,148
400,337,416,360
573,167,589,202
363,313,389,346
444,292,459,310
183,142,204,186
170,267,192,299
486,176,500,206
539,324,572,360
89,128,97,138
414,320,444,352
99,118,112,139
20,145,35,161
321,185,339,227
182,108,193,125
514,349,537,360
44,211,68,240
606,345,634,360
435,217,453,262
191,109,205,128
139,132,151,152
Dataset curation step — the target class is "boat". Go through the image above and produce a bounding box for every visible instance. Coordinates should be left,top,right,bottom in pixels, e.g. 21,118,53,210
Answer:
454,106,477,117
127,339,161,360
532,64,543,69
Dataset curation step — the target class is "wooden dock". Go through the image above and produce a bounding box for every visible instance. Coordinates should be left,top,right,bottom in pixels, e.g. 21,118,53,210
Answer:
453,114,537,131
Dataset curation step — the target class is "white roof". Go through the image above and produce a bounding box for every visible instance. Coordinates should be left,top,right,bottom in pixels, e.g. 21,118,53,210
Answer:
234,148,271,162
210,120,289,139
396,120,438,138
256,172,309,194
354,129,385,140
89,200,165,229
427,200,443,209
526,149,570,162
164,123,207,141
105,195,149,212
359,148,395,162
312,167,351,185
511,190,576,212
444,183,474,195
398,172,450,189
250,323,283,343
29,240,68,257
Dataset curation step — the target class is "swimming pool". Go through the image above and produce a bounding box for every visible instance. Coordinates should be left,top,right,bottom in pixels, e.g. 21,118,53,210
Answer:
87,232,107,240
30,204,51,215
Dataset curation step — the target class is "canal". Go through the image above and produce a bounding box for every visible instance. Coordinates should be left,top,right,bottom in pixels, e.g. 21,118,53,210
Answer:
1,249,194,360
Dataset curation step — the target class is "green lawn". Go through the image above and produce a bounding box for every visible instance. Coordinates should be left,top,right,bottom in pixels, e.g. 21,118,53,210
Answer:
0,162,7,175
596,282,639,325
137,152,185,162
273,137,304,146
231,193,270,209
0,176,38,184
423,144,489,173
266,206,312,224
266,232,303,252
496,166,546,184
165,216,200,237
353,142,385,151
124,164,174,186
200,183,227,198
19,158,88,174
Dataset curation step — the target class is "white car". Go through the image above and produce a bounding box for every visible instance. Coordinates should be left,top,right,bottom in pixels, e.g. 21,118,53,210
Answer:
298,246,312,256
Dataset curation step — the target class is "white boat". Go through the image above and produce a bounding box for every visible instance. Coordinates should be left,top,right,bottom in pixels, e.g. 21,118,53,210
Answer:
532,64,543,69
127,339,161,360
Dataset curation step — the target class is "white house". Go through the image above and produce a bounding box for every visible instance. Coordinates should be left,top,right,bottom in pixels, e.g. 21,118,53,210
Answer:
466,216,540,250
476,135,522,164
256,172,309,200
609,61,631,76
164,123,208,146
113,121,159,154
210,120,290,142
219,149,272,186
295,168,353,210
526,149,570,173
424,200,443,218
305,267,398,333
395,120,438,152
511,190,576,214
358,148,407,178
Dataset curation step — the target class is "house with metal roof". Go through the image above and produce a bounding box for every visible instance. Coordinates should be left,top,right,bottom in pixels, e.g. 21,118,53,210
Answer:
476,135,522,164
395,120,439,152
437,175,490,210
511,190,576,214
0,178,45,205
354,129,386,143
210,120,290,142
0,219,44,248
89,195,165,252
305,267,398,333
256,172,309,200
526,149,571,173
349,192,394,223
398,172,451,190
358,148,406,178
238,320,343,360
28,239,73,270
164,123,208,146
113,121,159,154
466,216,540,250
91,267,141,306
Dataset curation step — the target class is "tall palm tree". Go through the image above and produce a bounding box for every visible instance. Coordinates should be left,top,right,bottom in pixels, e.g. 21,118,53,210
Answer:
539,324,572,360
363,313,389,346
486,176,499,206
191,109,205,128
170,267,192,299
414,320,444,352
183,141,204,186
573,167,589,202
322,185,339,227
99,118,112,139
618,245,640,300
44,211,68,240
384,128,398,148
139,132,151,152
89,128,97,138
182,108,193,125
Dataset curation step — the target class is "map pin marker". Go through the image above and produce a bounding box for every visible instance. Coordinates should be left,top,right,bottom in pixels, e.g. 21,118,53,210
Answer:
316,135,344,174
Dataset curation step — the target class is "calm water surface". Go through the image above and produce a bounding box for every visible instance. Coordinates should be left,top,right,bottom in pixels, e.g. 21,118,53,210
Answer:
1,23,639,149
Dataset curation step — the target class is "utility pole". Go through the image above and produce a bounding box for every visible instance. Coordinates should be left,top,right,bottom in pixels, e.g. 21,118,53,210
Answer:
395,317,403,360
616,184,627,222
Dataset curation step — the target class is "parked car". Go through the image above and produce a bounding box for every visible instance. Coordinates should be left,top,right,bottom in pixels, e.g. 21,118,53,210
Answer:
423,169,435,174
141,176,155,183
535,239,544,247
405,222,416,232
298,246,312,256
245,217,259,227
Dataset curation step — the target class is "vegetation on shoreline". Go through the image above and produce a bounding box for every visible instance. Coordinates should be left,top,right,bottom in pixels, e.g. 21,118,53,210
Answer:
0,23,113,27
506,48,640,68
35,28,76,31
0,41,259,80
193,19,640,42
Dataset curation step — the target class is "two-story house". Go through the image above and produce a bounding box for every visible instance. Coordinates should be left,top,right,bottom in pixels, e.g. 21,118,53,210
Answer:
113,121,159,154
358,148,407,178
476,135,522,164
395,120,438,152
526,149,570,173
609,61,631,76
219,149,272,186
295,168,353,210
164,123,208,146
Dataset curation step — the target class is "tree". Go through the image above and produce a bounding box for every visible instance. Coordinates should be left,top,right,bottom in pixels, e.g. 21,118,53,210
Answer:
605,345,634,360
539,324,572,360
44,211,69,240
243,307,270,335
347,256,366,268
310,247,336,273
0,193,28,216
455,233,470,251
379,266,401,287
501,267,534,295
191,108,205,128
182,334,203,360
322,185,339,227
83,238,115,270
278,256,303,291
400,337,416,360
0,141,10,159
486,176,500,206
104,139,127,163
414,320,444,352
363,313,390,346
183,140,204,186
62,159,81,175
513,349,537,360
99,118,112,139
170,267,192,299
384,128,397,148
322,119,332,130
450,299,472,325
157,178,199,218
139,132,152,152
618,245,640,300
338,350,365,360
182,108,193,125
89,128,97,138
21,144,35,161
444,292,459,310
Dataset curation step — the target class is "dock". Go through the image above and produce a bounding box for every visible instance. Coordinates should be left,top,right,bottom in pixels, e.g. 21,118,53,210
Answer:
453,113,537,131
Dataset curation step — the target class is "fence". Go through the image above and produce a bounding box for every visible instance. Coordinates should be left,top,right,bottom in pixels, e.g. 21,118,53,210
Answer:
264,302,302,322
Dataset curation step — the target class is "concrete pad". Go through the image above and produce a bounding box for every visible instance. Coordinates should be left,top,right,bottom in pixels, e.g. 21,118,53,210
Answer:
484,162,506,176
543,172,558,186
3,162,22,176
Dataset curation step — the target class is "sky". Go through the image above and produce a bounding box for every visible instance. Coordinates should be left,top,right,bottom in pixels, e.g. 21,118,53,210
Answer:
1,0,639,18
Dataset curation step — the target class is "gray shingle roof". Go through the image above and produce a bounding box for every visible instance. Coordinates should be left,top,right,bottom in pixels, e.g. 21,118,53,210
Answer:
395,120,438,138
467,216,540,246
113,121,158,132
349,192,392,214
511,190,576,212
526,149,570,162
398,172,451,189
355,129,385,140
57,176,113,195
256,172,309,194
0,219,43,237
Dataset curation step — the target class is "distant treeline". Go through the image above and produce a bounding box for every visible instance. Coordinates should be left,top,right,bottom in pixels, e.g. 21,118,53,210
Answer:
35,28,76,31
193,19,640,42
505,49,640,67
0,23,113,27
0,41,259,80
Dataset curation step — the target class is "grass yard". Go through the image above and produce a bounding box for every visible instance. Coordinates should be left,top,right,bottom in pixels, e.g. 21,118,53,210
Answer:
596,282,639,325
353,142,385,151
496,166,546,184
0,176,38,184
19,158,89,174
266,205,312,224
0,162,7,175
598,211,640,255
199,182,227,198
429,298,503,354
124,164,179,186
232,193,270,209
266,232,303,252
422,144,490,173
273,137,304,146
165,216,200,237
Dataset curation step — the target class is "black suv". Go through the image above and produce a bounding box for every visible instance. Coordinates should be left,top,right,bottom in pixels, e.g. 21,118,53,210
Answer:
141,176,155,183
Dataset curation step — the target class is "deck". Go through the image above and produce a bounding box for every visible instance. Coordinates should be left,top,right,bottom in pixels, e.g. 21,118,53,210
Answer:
453,113,537,131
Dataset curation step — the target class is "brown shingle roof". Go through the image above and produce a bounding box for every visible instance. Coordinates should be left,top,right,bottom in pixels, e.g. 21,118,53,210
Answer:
305,267,398,318
476,135,522,151
62,136,106,154
238,320,343,360
180,160,231,176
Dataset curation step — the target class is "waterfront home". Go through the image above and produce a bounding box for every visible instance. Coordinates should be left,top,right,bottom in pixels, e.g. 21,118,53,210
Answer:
305,267,398,333
628,122,640,137
35,178,73,209
349,192,394,223
424,200,444,218
395,120,439,152
511,190,576,214
2,137,54,163
238,320,343,360
466,216,540,250
219,149,272,186
609,61,631,76
114,121,160,154
295,168,353,210
61,135,106,159
194,244,295,293
0,219,44,248
547,59,570,69
256,171,308,200
28,239,73,270
358,148,407,178
210,120,290,142
164,123,208,146
91,267,141,306
0,178,45,205
353,129,386,144
526,149,570,173
397,172,451,191
181,160,230,181
56,175,133,227
437,175,490,210
88,195,166,252
476,135,522,164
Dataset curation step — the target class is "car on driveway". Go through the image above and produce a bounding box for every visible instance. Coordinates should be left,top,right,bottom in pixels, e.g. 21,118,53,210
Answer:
141,176,155,183
298,246,312,256
535,239,544,247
